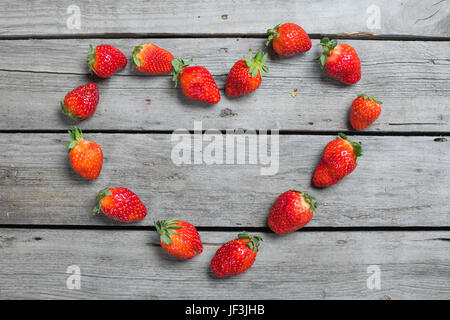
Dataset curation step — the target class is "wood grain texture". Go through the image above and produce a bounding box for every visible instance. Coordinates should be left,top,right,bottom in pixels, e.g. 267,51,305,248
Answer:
0,39,449,132
1,0,449,302
0,229,448,299
0,0,449,38
1,134,449,227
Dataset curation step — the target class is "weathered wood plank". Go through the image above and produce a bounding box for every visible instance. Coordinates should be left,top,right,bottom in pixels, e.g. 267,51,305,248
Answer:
0,39,448,132
1,134,449,227
0,0,449,38
0,229,448,299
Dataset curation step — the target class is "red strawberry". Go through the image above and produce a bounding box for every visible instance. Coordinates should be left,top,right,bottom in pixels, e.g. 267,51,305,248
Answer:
265,23,312,56
210,232,263,278
225,49,269,98
350,94,382,130
88,44,127,78
155,219,203,259
61,83,99,121
66,126,103,180
268,190,317,234
313,133,363,187
316,38,361,84
132,43,174,74
93,187,147,223
171,59,220,104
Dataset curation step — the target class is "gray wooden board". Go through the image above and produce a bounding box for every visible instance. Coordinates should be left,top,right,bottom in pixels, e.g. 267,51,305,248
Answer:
0,39,449,132
0,229,448,299
1,134,449,227
0,0,449,38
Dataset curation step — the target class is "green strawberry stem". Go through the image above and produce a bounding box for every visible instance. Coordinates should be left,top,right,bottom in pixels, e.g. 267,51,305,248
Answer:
244,49,269,78
93,187,112,215
87,44,96,73
238,232,263,253
66,126,84,151
338,133,363,159
265,24,281,46
357,94,383,104
314,37,338,69
155,219,182,245
132,44,143,67
291,190,318,212
171,58,192,87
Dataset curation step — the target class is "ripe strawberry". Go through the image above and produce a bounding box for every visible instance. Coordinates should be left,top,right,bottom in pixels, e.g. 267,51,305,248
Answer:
350,94,382,130
66,126,103,180
155,219,203,259
61,83,99,121
93,187,147,223
313,133,363,187
132,43,174,74
210,232,263,278
171,59,220,104
268,190,317,234
316,38,361,84
265,23,312,56
88,44,127,78
225,49,269,98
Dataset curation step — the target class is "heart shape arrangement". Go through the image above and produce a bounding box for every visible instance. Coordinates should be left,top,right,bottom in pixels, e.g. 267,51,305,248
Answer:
61,23,381,278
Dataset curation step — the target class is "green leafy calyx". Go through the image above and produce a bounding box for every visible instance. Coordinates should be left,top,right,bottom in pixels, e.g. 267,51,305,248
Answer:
238,232,263,253
87,44,96,73
61,102,84,121
338,132,363,159
155,219,182,245
132,44,144,67
171,59,192,87
66,126,84,151
244,49,269,78
314,37,338,69
357,94,382,104
265,24,281,46
93,187,112,215
291,190,318,212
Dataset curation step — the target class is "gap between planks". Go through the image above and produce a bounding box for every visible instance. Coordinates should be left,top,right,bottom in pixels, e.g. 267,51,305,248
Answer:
1,130,450,137
0,33,449,41
0,225,449,232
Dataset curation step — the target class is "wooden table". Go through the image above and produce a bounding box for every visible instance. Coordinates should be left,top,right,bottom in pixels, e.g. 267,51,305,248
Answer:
0,0,449,299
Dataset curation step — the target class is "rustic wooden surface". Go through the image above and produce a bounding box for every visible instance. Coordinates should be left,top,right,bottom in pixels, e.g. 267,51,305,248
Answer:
1,134,449,227
0,0,449,38
0,0,449,300
1,229,449,299
0,39,449,132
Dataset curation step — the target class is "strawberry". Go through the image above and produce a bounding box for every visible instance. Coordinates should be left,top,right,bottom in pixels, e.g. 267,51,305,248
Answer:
265,23,312,56
316,38,361,84
66,126,103,180
268,190,317,234
350,94,382,130
93,187,147,223
171,59,220,104
225,49,269,98
132,43,174,74
210,232,263,278
155,219,203,259
61,83,99,121
88,44,127,78
313,133,363,187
